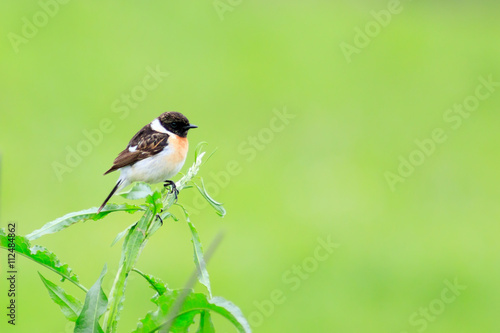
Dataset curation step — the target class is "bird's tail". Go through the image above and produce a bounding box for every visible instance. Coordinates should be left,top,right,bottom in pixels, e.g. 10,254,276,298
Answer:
97,179,123,213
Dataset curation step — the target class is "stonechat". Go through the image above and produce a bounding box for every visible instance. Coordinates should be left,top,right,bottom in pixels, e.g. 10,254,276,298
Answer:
97,112,197,212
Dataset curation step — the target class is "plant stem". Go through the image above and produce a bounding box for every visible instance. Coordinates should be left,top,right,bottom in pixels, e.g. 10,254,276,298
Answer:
104,209,154,333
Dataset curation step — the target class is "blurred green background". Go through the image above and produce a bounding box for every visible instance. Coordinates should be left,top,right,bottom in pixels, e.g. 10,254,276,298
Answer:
1,0,500,332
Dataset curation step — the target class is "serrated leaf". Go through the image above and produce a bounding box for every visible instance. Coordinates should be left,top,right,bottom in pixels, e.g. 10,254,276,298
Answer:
197,311,215,333
146,191,163,213
170,311,198,333
187,222,211,297
133,269,169,296
134,291,251,333
39,272,83,321
194,178,226,217
133,289,191,333
26,204,144,241
75,265,108,333
0,229,84,291
119,182,153,200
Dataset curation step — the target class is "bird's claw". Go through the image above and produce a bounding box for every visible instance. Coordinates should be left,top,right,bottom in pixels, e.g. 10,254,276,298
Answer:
164,180,179,202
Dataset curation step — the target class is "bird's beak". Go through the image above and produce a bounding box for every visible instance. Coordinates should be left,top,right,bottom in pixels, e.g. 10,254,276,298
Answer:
185,124,198,129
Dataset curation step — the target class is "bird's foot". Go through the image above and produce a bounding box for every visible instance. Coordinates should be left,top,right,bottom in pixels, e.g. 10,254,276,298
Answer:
156,213,163,226
163,180,179,202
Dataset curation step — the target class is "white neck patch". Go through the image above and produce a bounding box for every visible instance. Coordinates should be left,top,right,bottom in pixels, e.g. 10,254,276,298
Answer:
150,118,174,135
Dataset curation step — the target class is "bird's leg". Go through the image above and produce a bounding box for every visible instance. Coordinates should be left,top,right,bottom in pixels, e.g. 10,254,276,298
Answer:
156,213,163,226
164,180,179,201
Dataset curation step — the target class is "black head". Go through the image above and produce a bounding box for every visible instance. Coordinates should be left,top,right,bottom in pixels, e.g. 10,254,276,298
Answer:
158,112,197,137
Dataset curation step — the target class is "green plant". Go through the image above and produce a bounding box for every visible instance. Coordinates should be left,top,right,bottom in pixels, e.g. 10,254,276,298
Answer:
0,144,251,333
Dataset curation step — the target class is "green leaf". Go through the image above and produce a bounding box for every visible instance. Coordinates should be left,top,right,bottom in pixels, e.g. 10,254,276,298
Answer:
197,311,215,333
75,265,108,333
175,203,190,222
133,289,192,333
39,272,83,322
170,311,198,333
104,210,155,333
119,182,153,200
134,291,251,333
26,204,144,241
132,269,169,296
194,142,208,161
200,148,218,167
187,222,211,297
0,229,86,292
110,222,137,247
208,296,251,333
145,191,166,236
168,212,179,222
193,142,218,167
194,178,226,217
146,190,163,213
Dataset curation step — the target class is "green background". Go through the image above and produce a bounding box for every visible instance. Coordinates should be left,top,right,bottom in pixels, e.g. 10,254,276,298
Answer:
1,1,500,332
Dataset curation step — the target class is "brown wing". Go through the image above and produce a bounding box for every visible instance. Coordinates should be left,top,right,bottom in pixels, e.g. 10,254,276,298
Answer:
103,124,169,175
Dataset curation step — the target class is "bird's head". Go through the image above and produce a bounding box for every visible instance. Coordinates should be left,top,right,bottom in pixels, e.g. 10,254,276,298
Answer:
159,112,197,138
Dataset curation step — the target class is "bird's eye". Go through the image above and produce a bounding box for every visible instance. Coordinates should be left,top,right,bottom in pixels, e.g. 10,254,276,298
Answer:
171,122,179,128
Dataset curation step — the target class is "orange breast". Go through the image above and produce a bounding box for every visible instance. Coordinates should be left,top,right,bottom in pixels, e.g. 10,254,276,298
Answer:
168,135,189,164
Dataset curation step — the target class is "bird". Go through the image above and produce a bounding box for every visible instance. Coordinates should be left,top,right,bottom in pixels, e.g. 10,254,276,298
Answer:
97,111,197,213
